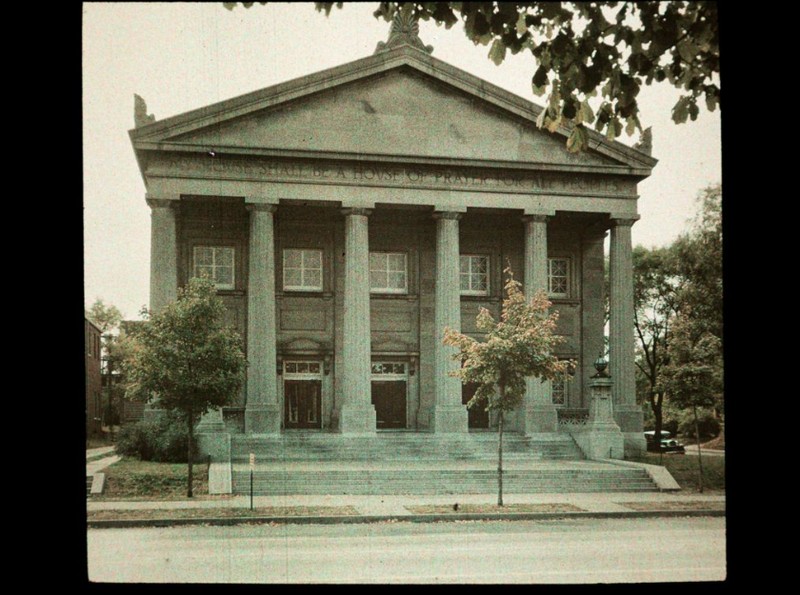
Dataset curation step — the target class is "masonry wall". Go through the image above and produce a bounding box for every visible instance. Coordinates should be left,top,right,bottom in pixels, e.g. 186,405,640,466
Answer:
175,197,606,432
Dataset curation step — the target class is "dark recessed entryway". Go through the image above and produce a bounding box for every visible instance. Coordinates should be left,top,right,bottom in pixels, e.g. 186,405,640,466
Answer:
463,382,489,429
371,380,407,429
284,380,322,429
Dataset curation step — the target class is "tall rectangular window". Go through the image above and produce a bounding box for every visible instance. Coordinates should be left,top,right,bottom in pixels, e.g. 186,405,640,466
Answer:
193,246,235,290
548,257,569,298
369,252,407,294
460,255,489,296
283,249,323,291
551,375,567,406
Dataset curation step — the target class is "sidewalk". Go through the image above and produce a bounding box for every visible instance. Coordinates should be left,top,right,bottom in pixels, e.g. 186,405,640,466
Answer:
87,449,725,528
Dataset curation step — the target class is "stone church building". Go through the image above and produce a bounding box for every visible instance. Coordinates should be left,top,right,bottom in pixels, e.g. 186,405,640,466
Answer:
129,17,655,463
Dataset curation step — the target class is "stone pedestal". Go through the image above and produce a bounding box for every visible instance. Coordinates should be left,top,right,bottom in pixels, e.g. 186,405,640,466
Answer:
244,204,281,434
580,375,624,460
196,408,231,462
338,209,377,434
431,212,468,433
196,407,226,433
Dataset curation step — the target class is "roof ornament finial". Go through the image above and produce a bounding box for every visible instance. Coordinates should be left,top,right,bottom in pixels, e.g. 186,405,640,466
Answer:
134,94,156,128
634,126,653,156
374,5,433,55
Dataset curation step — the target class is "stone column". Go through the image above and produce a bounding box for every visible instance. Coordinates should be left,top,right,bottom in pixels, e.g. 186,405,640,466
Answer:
338,208,376,434
431,212,468,433
244,204,281,434
146,197,178,312
143,197,178,422
609,218,646,455
520,214,558,434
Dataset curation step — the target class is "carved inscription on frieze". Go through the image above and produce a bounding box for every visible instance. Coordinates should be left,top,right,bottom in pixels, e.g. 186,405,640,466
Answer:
157,156,636,196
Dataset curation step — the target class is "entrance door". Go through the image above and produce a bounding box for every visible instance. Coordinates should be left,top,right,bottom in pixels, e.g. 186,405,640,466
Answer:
371,381,407,429
463,382,489,429
284,380,322,429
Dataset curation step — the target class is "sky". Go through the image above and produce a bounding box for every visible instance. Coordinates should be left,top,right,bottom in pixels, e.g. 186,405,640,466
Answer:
83,2,722,321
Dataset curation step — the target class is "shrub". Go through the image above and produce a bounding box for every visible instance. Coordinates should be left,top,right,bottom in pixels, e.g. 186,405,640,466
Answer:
663,418,679,436
677,408,721,441
642,406,679,435
116,412,197,463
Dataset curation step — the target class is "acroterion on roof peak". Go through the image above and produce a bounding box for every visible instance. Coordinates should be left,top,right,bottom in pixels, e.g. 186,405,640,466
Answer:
374,9,433,55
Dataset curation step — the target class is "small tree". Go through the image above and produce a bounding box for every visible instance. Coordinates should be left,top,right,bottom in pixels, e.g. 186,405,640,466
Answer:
662,311,722,493
123,277,246,497
87,299,123,336
632,245,681,448
444,269,570,506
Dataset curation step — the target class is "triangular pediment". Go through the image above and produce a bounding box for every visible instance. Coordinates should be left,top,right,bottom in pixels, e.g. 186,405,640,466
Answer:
131,46,655,173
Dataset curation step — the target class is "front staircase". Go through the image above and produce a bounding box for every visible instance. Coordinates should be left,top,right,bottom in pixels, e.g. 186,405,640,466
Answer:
229,432,657,495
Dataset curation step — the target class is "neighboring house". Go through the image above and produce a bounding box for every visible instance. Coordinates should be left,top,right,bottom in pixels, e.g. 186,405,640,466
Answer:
128,18,653,456
85,316,103,437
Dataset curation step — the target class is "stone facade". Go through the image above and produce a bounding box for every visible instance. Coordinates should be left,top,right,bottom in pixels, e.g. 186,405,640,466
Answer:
129,28,655,455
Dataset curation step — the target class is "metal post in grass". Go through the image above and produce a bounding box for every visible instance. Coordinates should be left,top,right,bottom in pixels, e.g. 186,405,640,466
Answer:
249,452,255,511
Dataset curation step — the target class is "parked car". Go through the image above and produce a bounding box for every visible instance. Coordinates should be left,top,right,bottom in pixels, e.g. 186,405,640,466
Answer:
644,430,686,454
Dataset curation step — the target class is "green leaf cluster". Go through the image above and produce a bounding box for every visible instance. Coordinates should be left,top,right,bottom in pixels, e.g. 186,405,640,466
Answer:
304,1,720,152
443,268,570,414
122,277,247,421
632,183,722,427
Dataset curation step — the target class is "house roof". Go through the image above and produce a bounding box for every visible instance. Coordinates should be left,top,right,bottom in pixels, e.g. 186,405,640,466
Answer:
130,28,656,182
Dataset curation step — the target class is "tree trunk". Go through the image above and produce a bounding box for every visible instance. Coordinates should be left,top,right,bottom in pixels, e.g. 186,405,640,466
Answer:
693,403,704,493
187,411,195,498
497,407,504,507
651,390,663,445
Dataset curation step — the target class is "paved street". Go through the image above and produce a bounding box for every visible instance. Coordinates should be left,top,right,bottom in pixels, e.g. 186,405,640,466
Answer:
87,517,725,583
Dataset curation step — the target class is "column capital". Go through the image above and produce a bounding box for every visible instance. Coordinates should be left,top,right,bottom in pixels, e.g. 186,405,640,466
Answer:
610,217,639,228
521,214,550,224
146,196,179,210
432,211,463,221
246,203,277,213
341,207,373,217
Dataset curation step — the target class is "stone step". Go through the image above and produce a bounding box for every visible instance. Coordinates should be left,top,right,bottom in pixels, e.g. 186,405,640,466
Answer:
229,467,656,495
230,434,584,462
86,476,93,496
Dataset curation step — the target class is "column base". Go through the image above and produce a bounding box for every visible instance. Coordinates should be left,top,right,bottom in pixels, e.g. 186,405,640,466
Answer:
522,406,558,435
574,424,625,460
338,405,377,435
520,406,559,434
431,406,468,433
196,408,227,433
245,406,281,435
622,432,647,458
614,405,644,434
614,405,646,458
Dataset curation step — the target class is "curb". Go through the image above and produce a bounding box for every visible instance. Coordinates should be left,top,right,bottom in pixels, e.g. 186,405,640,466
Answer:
87,509,725,529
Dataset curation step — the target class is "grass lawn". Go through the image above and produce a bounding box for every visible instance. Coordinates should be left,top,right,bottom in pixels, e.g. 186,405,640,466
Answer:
94,457,209,500
617,500,725,512
87,506,360,522
629,452,725,493
406,503,586,514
